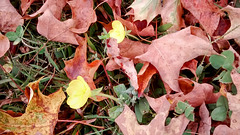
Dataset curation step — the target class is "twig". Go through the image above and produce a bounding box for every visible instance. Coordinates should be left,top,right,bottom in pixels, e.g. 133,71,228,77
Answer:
57,119,104,129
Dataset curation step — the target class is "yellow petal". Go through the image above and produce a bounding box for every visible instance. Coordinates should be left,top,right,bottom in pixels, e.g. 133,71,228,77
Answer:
66,76,91,109
67,96,88,109
109,20,125,43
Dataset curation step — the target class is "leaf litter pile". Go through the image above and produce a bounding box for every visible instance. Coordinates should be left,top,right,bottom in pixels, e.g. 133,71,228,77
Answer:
1,0,240,134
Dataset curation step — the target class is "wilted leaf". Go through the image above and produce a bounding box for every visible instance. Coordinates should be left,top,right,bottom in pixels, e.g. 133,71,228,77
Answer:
181,59,198,81
137,26,215,92
137,63,157,97
0,78,65,134
0,34,10,57
161,0,185,32
198,103,211,135
115,96,189,135
222,6,240,40
37,9,78,45
181,0,222,35
105,0,122,17
27,0,66,19
129,0,162,24
107,38,138,89
0,0,24,33
67,0,97,34
64,36,101,90
20,0,35,15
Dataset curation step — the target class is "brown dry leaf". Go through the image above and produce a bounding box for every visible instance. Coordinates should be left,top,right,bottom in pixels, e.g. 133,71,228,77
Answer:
21,0,35,15
68,0,97,34
129,0,162,25
37,9,78,45
222,6,240,40
64,36,101,90
171,78,220,108
0,78,65,134
116,16,155,37
27,0,66,19
115,96,189,135
213,125,240,135
181,0,222,35
0,0,24,33
0,34,10,57
137,26,215,92
137,63,157,97
198,103,211,135
161,0,185,32
107,38,138,89
105,0,122,17
181,59,198,81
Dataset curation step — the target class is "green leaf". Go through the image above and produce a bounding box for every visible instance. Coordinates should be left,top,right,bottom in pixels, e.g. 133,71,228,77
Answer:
175,101,188,114
138,98,150,114
6,32,18,41
165,117,171,126
184,106,194,117
135,103,143,122
158,23,173,32
91,87,103,97
213,70,226,81
113,84,131,100
135,63,143,73
186,113,194,121
209,54,225,69
86,35,97,51
222,50,234,70
108,106,123,119
211,106,227,121
220,70,232,83
13,38,21,45
196,65,204,77
216,95,229,110
183,129,191,135
15,25,24,37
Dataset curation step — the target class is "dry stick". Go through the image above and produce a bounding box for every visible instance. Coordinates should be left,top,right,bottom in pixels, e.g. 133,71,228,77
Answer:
57,119,104,129
0,64,24,93
42,67,56,93
101,62,112,89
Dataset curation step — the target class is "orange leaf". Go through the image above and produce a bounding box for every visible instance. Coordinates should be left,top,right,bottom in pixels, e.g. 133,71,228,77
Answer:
64,36,101,90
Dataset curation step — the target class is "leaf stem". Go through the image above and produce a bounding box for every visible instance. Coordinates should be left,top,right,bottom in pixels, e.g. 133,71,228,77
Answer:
97,93,120,104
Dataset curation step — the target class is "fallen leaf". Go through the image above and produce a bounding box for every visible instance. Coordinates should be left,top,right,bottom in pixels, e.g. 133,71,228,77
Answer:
116,15,155,37
137,63,157,97
0,34,10,57
105,0,122,17
137,26,215,92
115,96,189,135
181,59,198,81
20,0,35,15
107,38,138,89
64,36,101,90
222,6,240,40
129,0,162,25
0,0,24,33
68,0,97,34
213,125,240,135
37,9,78,45
181,0,222,35
171,78,220,108
161,0,185,32
0,78,65,134
198,103,211,135
27,0,66,19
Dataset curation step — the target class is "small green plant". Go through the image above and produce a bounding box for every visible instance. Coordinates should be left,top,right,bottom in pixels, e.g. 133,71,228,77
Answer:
211,95,230,121
209,50,234,83
6,25,24,45
175,101,195,121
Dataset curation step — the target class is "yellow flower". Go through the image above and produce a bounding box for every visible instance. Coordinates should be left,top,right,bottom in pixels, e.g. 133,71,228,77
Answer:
109,20,125,43
66,76,91,109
